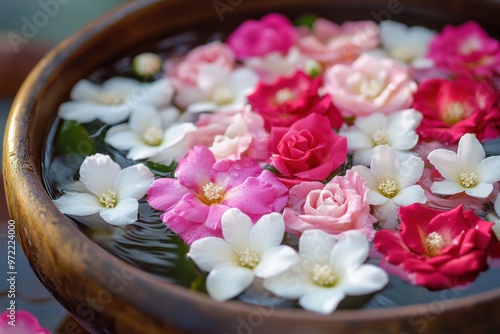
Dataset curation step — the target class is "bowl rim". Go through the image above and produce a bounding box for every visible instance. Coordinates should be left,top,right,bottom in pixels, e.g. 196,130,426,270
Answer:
4,0,500,329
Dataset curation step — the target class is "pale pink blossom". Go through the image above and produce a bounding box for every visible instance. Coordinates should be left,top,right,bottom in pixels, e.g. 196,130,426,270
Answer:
323,54,417,117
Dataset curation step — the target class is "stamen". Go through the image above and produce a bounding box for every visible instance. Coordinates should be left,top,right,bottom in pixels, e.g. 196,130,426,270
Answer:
100,190,117,208
425,232,445,256
275,88,295,104
238,247,260,269
312,264,337,287
460,171,478,188
202,182,224,203
143,126,163,146
378,179,398,198
372,129,390,146
443,102,467,125
359,78,384,99
95,91,127,105
212,87,234,105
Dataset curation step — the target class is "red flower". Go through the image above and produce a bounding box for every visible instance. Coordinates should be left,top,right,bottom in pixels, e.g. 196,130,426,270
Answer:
248,71,343,130
269,113,347,187
414,77,500,144
374,203,494,290
427,21,500,77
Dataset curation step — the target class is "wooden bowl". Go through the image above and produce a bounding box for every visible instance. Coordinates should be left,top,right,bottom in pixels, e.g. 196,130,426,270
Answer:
4,0,500,333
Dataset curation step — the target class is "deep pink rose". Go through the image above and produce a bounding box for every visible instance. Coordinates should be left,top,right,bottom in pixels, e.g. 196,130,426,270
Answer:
427,21,500,76
414,77,500,144
283,170,376,239
269,113,347,187
0,310,50,334
247,71,343,130
375,204,494,290
147,146,288,244
297,19,379,66
227,13,296,59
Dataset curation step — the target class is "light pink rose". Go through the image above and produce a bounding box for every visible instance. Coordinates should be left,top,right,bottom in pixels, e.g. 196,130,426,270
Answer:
188,107,270,162
297,19,379,66
283,170,376,239
323,54,417,117
166,41,235,90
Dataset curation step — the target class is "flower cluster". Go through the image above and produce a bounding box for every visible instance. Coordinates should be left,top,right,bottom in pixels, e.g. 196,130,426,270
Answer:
52,15,500,314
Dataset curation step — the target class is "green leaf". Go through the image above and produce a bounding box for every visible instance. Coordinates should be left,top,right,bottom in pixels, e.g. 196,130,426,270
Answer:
146,161,178,177
294,13,318,29
56,120,97,157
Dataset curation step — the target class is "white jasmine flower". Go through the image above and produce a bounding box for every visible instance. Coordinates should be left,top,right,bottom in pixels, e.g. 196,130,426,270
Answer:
340,109,423,166
376,20,435,68
264,230,388,315
180,64,259,113
105,105,196,165
352,145,426,229
188,208,299,302
133,52,163,77
428,133,500,198
59,77,173,124
53,154,154,226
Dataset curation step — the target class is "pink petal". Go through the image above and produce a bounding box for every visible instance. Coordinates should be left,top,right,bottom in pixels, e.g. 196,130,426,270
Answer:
147,178,189,212
176,146,215,193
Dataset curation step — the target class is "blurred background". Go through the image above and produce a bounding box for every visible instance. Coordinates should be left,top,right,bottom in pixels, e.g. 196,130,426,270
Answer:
0,0,128,332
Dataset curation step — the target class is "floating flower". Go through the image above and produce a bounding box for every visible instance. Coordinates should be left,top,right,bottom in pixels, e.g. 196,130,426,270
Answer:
105,105,196,165
339,108,423,166
227,13,297,59
323,54,417,117
188,208,299,301
147,146,288,244
374,204,494,290
264,230,388,314
427,21,500,76
297,19,379,66
269,113,347,187
188,106,270,162
0,310,50,334
53,154,154,226
283,170,376,239
376,20,435,67
133,52,163,77
175,64,259,113
352,145,426,229
427,133,500,198
414,77,500,144
247,70,343,130
58,77,173,124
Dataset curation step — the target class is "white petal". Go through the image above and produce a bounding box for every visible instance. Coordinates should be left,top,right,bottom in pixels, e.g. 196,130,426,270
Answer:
330,231,369,272
263,266,310,299
371,145,400,181
159,106,181,127
250,212,285,252
53,192,101,216
221,208,253,249
70,79,101,101
457,133,485,170
141,78,174,107
354,113,387,136
367,190,390,205
495,194,500,216
254,246,299,278
396,156,424,189
79,154,121,196
102,77,141,91
340,130,373,151
430,180,465,195
163,122,197,148
393,185,427,206
299,230,336,264
299,287,345,315
351,165,378,190
352,148,375,166
465,183,493,198
188,237,237,272
206,263,254,301
342,264,388,296
229,67,259,95
105,125,143,150
114,163,154,200
427,149,461,180
129,105,159,135
388,131,419,151
99,197,138,226
387,109,423,132
373,200,400,230
477,156,500,184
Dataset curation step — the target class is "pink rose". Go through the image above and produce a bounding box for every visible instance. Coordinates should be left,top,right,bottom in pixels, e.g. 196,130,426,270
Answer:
283,170,376,239
247,71,343,130
427,21,500,76
227,13,297,59
375,204,494,290
0,310,50,334
323,54,417,117
269,113,347,187
166,41,235,89
297,19,379,66
414,77,500,144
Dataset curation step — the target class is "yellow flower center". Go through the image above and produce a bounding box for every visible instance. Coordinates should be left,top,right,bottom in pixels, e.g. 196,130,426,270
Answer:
312,264,337,287
378,179,398,198
212,86,234,105
460,171,479,188
442,102,467,125
389,47,414,63
425,232,445,256
359,78,385,99
95,91,127,105
274,88,296,104
202,182,224,204
100,190,117,208
143,126,163,146
238,247,260,269
372,129,390,146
